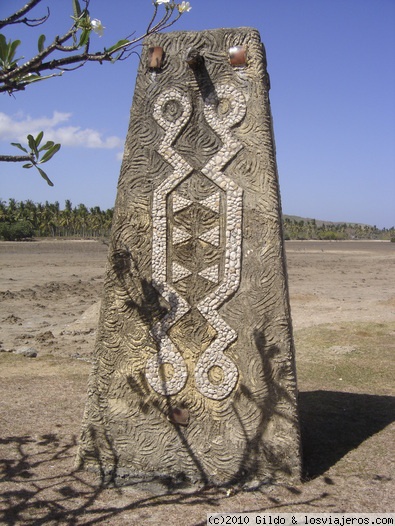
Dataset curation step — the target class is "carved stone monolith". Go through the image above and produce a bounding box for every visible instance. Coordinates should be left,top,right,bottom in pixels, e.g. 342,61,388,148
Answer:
77,27,301,487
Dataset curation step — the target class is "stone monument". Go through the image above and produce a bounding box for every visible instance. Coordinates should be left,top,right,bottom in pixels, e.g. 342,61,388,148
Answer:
77,27,301,487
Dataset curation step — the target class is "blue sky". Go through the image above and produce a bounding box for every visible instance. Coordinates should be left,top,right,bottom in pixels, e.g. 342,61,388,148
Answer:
1,0,394,228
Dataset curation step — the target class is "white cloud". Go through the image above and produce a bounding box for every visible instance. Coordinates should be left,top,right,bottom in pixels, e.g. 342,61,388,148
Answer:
0,111,123,149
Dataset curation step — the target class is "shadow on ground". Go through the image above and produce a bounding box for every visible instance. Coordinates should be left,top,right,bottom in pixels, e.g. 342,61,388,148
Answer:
299,390,395,479
0,434,327,526
1,390,394,524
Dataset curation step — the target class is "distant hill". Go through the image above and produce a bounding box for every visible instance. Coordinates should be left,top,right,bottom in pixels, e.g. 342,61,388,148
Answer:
281,215,393,241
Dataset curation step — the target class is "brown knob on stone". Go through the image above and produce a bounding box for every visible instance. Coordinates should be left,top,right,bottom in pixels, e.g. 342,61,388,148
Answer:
229,46,247,67
185,48,204,69
167,407,190,426
148,46,164,70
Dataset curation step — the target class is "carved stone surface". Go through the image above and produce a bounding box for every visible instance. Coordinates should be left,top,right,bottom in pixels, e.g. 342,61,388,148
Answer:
77,27,301,486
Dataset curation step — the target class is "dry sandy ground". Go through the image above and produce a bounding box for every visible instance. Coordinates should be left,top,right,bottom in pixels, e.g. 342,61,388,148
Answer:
0,239,394,524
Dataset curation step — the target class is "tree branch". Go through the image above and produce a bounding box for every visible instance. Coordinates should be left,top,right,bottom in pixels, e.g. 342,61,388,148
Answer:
0,27,76,85
0,2,185,96
0,154,34,163
0,7,183,94
0,0,48,29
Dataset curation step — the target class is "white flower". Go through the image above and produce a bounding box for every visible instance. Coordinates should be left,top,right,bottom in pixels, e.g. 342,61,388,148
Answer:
177,1,191,12
154,0,171,4
91,19,105,37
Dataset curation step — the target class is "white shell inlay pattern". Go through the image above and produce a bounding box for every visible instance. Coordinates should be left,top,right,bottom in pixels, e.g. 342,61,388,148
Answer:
173,193,193,213
201,192,221,213
147,85,245,400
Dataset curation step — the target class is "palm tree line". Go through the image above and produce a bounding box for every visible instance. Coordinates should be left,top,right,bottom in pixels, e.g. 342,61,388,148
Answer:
0,198,113,239
0,198,393,241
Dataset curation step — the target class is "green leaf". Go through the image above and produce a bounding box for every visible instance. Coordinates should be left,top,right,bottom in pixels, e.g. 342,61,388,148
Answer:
72,0,82,18
0,36,23,70
36,166,54,186
39,141,55,152
78,29,90,48
106,40,130,54
38,34,46,53
11,142,28,153
27,134,38,158
8,39,21,62
35,131,44,148
0,34,7,61
22,163,33,169
39,143,61,164
20,74,41,83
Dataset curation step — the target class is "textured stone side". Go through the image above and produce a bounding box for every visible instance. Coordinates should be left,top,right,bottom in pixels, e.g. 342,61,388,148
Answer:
77,27,301,487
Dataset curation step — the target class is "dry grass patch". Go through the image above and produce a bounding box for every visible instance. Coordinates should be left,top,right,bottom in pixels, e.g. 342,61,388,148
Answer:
295,321,395,393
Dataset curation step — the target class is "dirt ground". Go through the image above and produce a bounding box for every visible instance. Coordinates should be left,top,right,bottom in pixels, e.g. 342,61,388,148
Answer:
0,239,394,524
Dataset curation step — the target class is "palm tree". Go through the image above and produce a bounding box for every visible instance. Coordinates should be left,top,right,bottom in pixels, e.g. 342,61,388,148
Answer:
0,200,7,222
6,198,17,222
75,203,89,237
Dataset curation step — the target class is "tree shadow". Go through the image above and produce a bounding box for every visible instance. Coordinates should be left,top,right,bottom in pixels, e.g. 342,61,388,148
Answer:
0,433,333,526
299,390,395,479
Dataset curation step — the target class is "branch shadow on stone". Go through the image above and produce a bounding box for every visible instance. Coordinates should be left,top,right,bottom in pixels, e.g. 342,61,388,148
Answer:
226,327,301,488
110,245,168,327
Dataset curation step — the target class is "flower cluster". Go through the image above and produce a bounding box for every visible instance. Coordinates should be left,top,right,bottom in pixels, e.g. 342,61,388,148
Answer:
154,0,192,13
178,1,192,12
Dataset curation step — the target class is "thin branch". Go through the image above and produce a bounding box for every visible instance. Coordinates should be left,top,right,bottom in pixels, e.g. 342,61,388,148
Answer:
117,50,140,62
54,43,81,53
17,8,50,28
146,4,159,34
0,0,42,24
56,61,87,72
154,11,182,32
2,71,64,92
147,9,182,35
0,0,48,29
149,10,173,34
